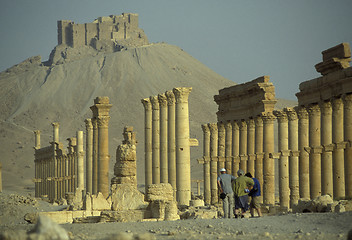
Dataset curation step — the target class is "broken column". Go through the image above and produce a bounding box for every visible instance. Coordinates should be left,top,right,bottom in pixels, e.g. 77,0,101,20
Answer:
332,97,345,199
201,124,211,205
150,96,160,184
52,122,60,143
344,93,352,199
85,119,93,194
320,101,333,197
308,104,322,199
297,107,310,199
166,91,177,199
90,96,112,198
209,123,218,205
34,130,41,149
173,87,192,206
141,98,153,194
158,94,168,183
274,110,289,208
262,112,276,205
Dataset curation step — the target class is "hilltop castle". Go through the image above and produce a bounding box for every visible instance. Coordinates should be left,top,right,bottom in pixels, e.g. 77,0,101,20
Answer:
57,13,148,51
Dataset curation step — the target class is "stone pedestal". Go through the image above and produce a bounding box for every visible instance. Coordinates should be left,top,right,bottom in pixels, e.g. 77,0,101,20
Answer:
85,119,93,194
308,104,322,199
173,87,192,206
209,123,218,205
262,112,276,205
158,94,168,183
232,121,240,176
274,110,289,208
285,107,299,206
150,96,160,184
202,124,211,205
90,97,112,198
344,94,352,199
332,98,345,199
320,101,333,197
141,98,153,194
297,107,310,199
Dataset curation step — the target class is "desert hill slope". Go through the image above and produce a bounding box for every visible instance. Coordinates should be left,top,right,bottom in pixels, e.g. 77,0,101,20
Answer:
0,43,237,193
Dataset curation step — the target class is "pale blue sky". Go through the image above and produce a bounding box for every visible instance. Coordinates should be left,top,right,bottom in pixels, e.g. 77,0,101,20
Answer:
1,0,351,100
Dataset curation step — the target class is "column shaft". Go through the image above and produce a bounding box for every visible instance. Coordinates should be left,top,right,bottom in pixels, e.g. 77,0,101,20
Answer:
77,131,84,190
142,98,153,195
344,94,352,199
150,96,160,184
232,121,240,176
158,94,168,183
218,122,226,171
92,118,98,194
225,122,233,174
52,122,59,143
202,124,211,205
297,107,310,199
332,98,345,199
247,118,255,176
209,123,218,205
255,116,264,203
239,120,248,172
85,119,93,194
166,91,176,199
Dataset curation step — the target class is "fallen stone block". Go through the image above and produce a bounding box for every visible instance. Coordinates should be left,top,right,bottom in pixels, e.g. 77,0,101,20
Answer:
111,184,147,211
146,183,173,202
100,210,149,222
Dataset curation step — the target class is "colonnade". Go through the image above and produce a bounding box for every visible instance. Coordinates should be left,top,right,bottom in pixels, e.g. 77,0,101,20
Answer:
141,87,198,206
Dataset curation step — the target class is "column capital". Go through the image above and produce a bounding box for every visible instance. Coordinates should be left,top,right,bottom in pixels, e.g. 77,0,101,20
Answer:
232,120,239,130
90,96,112,117
158,93,168,107
141,98,152,110
238,119,247,129
296,106,309,120
52,122,60,127
255,116,263,127
97,116,111,128
261,112,276,123
201,124,210,133
307,104,320,116
320,101,332,115
173,87,192,103
91,118,98,128
150,96,159,110
332,97,344,110
217,122,225,131
224,121,232,131
273,110,288,123
343,93,352,104
284,107,298,121
208,123,218,133
85,118,93,130
34,130,41,135
165,90,176,105
246,118,255,129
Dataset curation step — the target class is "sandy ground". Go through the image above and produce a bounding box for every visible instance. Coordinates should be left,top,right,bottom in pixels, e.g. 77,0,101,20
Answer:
1,190,351,240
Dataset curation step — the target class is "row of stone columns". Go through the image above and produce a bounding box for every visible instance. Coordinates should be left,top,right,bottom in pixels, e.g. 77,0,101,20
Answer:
142,87,196,206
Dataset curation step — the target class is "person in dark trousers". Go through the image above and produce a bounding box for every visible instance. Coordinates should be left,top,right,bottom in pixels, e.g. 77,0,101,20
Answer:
217,168,236,218
245,172,262,217
233,169,254,218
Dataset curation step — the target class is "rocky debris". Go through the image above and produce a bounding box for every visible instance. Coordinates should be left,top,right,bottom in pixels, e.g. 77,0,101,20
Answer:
3,56,42,74
104,232,155,240
110,184,147,211
100,209,148,223
179,206,218,220
292,195,352,213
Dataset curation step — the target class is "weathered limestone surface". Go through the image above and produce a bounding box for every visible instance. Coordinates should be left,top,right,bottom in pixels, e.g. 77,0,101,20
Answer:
146,183,174,202
100,210,148,223
141,98,152,194
111,184,147,211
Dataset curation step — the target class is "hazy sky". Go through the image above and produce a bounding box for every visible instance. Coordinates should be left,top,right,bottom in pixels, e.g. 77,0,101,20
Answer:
1,0,351,100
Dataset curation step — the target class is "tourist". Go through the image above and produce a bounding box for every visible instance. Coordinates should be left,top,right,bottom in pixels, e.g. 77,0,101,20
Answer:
233,169,254,218
217,168,236,218
245,172,262,217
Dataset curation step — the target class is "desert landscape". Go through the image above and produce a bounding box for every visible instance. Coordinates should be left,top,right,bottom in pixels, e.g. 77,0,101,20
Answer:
0,13,352,240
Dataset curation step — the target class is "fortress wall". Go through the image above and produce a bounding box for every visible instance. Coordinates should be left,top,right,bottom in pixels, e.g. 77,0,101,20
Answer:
85,23,99,46
57,20,73,46
98,22,113,41
71,24,86,48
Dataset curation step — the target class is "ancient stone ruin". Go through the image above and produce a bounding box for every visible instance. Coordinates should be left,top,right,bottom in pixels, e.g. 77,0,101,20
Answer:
198,42,352,211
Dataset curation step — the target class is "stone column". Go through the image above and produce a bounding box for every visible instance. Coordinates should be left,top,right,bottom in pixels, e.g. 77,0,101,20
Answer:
173,87,192,206
308,104,322,199
34,130,41,149
202,124,211,205
297,107,310,199
224,122,232,174
332,97,345,199
320,101,333,197
166,91,176,199
232,121,240,176
85,119,93,194
141,98,153,195
247,118,255,176
344,94,352,199
90,97,112,198
274,110,289,208
218,122,226,171
209,123,218,205
239,120,248,172
150,96,160,184
262,112,276,205
255,116,264,203
52,122,60,143
77,131,84,191
285,107,299,206
0,162,2,193
158,93,168,183
91,118,98,194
